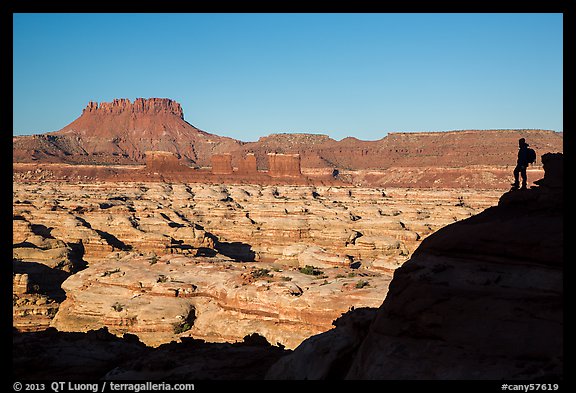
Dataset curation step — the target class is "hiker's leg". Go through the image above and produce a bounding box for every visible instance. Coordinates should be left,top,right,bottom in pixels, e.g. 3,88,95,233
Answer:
512,166,520,187
520,166,527,188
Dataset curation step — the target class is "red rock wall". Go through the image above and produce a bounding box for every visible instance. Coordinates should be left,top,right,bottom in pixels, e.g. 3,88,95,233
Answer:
268,153,302,177
237,153,258,174
145,151,182,172
211,154,233,175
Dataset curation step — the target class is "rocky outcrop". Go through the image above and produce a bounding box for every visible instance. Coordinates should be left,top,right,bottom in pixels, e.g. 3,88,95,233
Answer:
49,254,391,348
236,153,258,174
11,152,563,380
145,151,183,172
12,260,65,332
238,129,563,170
211,153,233,175
266,153,563,380
267,153,302,178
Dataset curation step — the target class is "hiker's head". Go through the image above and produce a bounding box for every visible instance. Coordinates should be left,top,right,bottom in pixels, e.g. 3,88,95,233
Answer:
519,138,527,147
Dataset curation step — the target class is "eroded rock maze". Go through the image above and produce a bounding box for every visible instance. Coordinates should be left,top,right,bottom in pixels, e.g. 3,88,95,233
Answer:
13,181,501,348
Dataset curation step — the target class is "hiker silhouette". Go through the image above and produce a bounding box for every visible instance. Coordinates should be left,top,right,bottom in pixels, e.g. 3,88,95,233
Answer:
511,138,531,190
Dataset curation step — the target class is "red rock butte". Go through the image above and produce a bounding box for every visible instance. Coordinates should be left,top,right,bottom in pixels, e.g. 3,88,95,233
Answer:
15,97,242,165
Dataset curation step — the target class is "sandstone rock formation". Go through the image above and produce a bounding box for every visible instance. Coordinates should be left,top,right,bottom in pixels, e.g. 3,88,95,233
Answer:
236,153,258,174
13,182,499,268
13,179,501,348
267,153,302,178
49,254,392,348
13,98,242,166
211,153,233,175
145,151,183,172
84,98,184,118
266,153,563,380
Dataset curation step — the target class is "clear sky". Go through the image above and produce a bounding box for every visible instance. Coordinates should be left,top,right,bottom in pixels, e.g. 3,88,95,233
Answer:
12,13,563,142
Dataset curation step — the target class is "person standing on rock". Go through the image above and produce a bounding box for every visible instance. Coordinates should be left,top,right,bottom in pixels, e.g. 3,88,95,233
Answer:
512,138,531,190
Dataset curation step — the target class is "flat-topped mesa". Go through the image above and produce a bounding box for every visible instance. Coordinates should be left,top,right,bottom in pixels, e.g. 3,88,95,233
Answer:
83,98,184,119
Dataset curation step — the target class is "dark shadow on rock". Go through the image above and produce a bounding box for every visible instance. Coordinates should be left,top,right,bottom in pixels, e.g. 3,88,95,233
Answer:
12,241,41,249
195,247,218,257
13,260,70,301
30,224,55,239
349,261,362,269
265,307,377,380
68,241,89,272
214,241,257,262
95,230,132,251
13,327,290,380
204,231,256,262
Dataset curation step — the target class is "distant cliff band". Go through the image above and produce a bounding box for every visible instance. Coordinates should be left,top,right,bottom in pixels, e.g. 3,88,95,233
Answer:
146,151,302,178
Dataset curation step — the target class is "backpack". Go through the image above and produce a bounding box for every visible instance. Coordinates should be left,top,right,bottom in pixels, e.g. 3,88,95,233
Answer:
527,148,536,164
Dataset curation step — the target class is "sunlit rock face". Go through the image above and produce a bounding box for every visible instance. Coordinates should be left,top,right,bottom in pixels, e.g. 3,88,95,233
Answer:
13,179,500,347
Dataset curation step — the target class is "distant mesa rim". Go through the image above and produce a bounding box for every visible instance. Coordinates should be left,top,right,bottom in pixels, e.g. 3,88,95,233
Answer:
82,98,184,119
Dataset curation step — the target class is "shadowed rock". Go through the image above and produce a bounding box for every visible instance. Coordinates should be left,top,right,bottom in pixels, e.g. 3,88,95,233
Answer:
13,327,289,380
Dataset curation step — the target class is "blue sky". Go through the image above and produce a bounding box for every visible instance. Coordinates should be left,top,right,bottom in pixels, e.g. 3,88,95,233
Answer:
13,13,563,142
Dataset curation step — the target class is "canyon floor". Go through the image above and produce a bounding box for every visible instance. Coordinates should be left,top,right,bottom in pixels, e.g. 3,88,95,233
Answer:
13,179,502,350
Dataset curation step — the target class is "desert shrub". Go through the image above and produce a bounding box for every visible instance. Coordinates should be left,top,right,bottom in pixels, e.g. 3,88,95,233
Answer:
299,265,323,276
101,268,121,277
355,280,370,289
157,275,169,283
173,321,192,334
251,268,273,279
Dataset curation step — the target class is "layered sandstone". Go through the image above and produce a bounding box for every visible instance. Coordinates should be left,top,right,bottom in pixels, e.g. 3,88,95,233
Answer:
49,254,391,348
237,129,563,171
236,153,258,174
12,156,563,380
211,153,233,175
13,179,501,347
13,182,500,268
